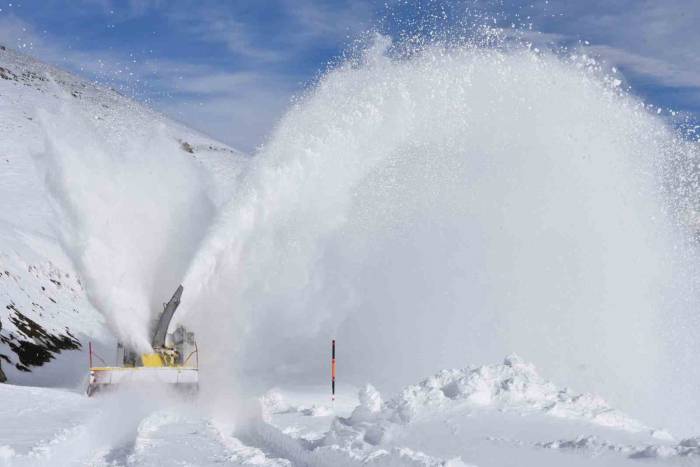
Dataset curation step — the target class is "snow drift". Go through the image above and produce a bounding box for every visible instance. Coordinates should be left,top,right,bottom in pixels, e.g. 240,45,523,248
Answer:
330,355,650,437
257,356,680,466
179,34,700,434
318,355,653,455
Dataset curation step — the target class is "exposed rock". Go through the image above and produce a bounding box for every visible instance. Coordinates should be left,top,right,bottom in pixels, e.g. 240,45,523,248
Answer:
0,319,5,382
0,304,81,369
180,140,195,154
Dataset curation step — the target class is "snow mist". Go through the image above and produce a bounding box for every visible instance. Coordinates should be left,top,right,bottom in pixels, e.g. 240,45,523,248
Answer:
36,104,215,352
182,36,700,433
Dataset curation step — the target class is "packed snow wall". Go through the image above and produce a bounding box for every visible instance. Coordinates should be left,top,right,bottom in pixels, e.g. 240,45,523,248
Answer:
179,34,700,434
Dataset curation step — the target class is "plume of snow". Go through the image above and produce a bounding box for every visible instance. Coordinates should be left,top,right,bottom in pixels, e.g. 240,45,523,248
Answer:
179,34,700,434
35,103,215,351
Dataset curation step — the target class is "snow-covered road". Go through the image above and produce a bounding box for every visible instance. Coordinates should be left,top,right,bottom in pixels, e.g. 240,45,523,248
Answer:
2,357,698,467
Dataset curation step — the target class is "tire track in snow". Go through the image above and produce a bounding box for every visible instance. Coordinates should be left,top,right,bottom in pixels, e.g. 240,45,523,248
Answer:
219,418,467,467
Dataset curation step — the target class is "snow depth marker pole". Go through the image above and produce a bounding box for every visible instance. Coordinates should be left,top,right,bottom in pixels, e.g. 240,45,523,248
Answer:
331,339,336,402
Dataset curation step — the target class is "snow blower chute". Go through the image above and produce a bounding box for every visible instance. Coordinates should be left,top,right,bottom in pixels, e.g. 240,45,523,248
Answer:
86,285,198,396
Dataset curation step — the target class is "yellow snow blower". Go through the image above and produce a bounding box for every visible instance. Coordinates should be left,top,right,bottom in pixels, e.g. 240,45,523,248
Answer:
86,285,198,396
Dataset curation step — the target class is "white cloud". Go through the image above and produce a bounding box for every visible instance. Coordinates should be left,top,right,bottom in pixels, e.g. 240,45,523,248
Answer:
283,0,373,42
5,0,696,152
0,14,127,81
526,0,700,96
169,71,262,95
0,13,300,151
172,12,285,63
587,45,700,89
161,1,372,63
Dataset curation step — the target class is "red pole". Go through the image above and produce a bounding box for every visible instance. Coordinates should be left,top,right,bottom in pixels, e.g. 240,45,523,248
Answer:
88,341,93,368
331,340,336,401
195,341,199,370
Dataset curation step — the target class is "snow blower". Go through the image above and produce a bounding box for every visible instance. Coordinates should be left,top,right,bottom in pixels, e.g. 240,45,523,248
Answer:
86,285,198,396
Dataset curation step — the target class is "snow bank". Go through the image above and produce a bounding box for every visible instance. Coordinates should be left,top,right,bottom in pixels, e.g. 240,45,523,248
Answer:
629,437,700,459
260,388,294,417
537,434,700,460
323,355,651,458
384,355,648,432
260,388,335,420
312,356,700,464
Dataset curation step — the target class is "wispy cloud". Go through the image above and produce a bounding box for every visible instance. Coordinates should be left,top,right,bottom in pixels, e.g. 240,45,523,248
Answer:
0,1,378,151
283,0,374,43
165,8,285,63
522,0,700,110
158,0,373,64
3,0,699,151
0,6,322,152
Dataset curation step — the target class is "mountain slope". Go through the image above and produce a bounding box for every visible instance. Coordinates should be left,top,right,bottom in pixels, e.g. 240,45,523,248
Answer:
0,44,246,386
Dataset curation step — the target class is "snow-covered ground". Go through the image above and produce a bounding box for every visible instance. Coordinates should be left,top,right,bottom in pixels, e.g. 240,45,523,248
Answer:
1,356,698,466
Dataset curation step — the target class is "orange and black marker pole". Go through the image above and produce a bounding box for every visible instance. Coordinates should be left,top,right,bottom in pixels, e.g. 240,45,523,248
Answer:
331,339,336,401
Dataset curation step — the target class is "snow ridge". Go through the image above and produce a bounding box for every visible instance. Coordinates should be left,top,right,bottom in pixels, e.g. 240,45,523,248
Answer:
538,434,700,460
384,354,648,431
320,355,652,464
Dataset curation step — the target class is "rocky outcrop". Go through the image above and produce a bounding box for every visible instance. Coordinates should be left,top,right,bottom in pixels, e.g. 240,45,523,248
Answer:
0,319,6,382
0,306,81,372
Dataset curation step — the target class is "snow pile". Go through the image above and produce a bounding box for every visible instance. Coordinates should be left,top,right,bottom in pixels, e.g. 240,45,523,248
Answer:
537,434,700,460
323,356,650,456
537,435,630,454
260,389,334,419
384,355,648,432
260,389,293,417
630,437,700,459
350,384,383,422
352,447,470,466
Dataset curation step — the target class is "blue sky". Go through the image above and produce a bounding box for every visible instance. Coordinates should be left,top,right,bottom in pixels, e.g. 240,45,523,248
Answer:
1,0,699,151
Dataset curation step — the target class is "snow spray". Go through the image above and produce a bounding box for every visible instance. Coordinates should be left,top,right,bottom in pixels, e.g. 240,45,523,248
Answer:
179,33,700,434
36,104,215,352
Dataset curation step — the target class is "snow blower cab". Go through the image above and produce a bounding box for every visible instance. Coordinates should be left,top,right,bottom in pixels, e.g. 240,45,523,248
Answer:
87,285,198,396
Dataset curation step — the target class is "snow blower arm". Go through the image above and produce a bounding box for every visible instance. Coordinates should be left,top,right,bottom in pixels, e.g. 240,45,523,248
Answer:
86,284,198,397
151,284,183,349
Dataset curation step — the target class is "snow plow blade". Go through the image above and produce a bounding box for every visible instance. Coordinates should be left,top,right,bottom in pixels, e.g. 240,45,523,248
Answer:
87,367,198,396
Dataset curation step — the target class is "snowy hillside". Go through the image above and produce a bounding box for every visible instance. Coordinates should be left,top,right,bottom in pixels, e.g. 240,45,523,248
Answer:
0,44,246,385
